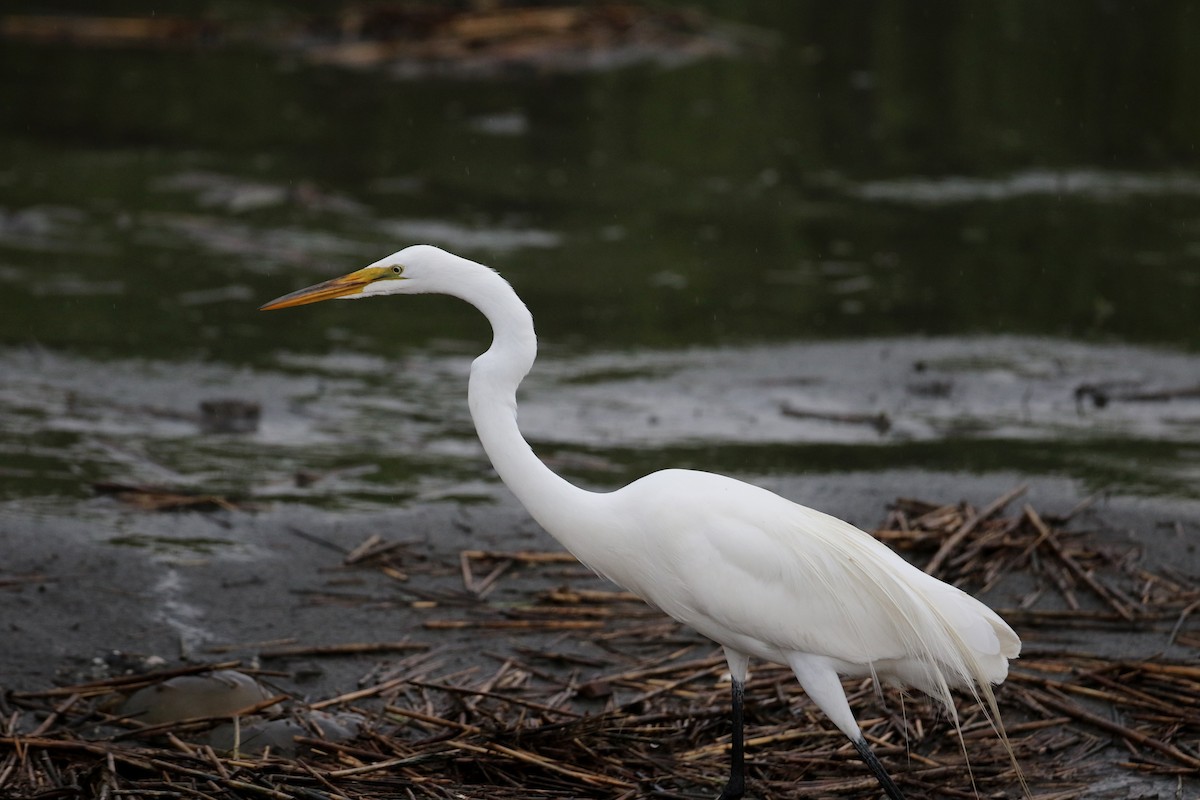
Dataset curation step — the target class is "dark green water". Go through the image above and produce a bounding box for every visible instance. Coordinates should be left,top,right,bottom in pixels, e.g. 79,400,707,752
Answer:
2,2,1200,504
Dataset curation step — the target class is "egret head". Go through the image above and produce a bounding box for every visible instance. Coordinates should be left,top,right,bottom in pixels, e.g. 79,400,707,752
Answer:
259,244,460,310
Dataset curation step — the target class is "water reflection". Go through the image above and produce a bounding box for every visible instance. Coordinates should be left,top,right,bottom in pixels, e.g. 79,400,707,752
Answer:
0,2,1199,506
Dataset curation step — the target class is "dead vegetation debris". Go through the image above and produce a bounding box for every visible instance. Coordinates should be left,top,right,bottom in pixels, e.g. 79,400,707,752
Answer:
91,481,249,513
3,489,1197,799
0,3,750,77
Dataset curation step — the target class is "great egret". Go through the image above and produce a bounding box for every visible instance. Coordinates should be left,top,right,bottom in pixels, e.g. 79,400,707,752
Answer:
261,245,1021,800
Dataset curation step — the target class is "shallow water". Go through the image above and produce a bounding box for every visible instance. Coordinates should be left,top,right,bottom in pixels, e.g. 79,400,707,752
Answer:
2,5,1200,528
3,336,1198,515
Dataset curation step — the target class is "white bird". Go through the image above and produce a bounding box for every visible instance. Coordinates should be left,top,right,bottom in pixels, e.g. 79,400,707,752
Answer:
261,245,1022,800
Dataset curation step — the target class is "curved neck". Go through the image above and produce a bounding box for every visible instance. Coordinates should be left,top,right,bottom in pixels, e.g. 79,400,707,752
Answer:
455,265,597,535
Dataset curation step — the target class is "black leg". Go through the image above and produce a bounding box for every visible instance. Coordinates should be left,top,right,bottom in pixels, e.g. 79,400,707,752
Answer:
852,737,906,800
716,678,745,800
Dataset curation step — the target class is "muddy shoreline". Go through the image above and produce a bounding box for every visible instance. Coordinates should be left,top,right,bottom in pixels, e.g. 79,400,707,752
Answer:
7,471,1198,694
4,470,1198,797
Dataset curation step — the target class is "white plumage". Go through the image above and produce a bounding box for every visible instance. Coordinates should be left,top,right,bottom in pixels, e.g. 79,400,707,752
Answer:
573,469,1018,748
262,245,1022,800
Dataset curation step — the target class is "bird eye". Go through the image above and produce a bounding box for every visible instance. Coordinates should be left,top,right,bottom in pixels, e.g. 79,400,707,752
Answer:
392,265,404,275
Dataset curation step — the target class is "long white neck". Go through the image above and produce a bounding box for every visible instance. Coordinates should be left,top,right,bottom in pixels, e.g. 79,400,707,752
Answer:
446,260,600,538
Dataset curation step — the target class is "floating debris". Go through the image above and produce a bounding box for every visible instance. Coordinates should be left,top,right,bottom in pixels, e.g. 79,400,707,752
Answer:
1074,381,1200,410
299,3,746,77
198,398,261,434
0,14,219,47
92,481,247,512
1,4,753,77
778,401,891,434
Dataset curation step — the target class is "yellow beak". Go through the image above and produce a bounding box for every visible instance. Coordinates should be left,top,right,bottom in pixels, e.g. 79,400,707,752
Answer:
259,267,384,311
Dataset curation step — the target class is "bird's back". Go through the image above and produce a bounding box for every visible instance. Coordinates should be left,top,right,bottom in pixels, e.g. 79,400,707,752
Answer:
578,468,1019,704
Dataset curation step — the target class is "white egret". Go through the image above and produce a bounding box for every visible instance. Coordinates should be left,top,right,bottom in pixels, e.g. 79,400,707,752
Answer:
261,245,1022,800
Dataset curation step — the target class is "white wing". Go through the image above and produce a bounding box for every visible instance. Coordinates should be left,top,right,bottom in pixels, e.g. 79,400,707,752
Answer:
597,469,1019,699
